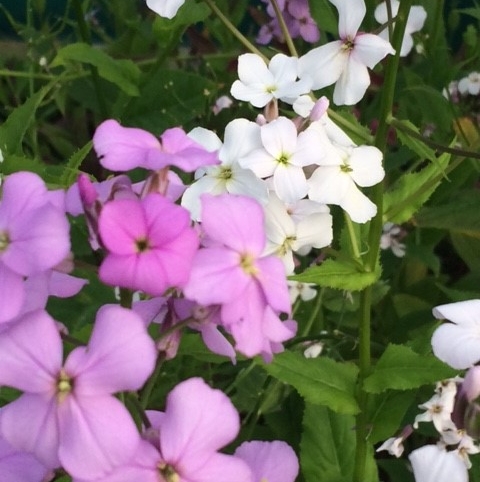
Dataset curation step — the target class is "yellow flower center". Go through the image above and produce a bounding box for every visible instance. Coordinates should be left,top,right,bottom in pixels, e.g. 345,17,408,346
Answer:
56,370,72,402
135,237,150,253
158,463,180,482
240,253,259,276
0,231,9,253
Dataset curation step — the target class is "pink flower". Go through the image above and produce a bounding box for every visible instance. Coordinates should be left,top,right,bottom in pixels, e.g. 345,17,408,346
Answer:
0,172,70,323
98,194,199,296
93,119,218,172
235,440,299,482
0,305,156,479
184,194,295,358
77,378,252,482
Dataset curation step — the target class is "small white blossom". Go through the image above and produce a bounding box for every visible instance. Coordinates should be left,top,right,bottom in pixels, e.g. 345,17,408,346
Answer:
458,72,480,96
288,281,317,304
303,342,323,359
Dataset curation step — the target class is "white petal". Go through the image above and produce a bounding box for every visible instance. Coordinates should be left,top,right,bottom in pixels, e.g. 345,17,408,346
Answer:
230,80,273,108
261,117,299,158
237,53,273,86
408,6,428,33
352,33,395,69
273,165,308,204
269,53,298,85
409,445,468,482
340,183,377,223
295,212,333,250
227,168,268,204
433,300,480,327
221,118,262,164
146,0,185,18
431,323,480,369
239,148,278,178
181,176,225,220
188,127,222,152
298,42,347,90
333,55,370,105
348,146,385,186
308,166,350,205
374,0,399,24
293,95,315,117
330,0,365,38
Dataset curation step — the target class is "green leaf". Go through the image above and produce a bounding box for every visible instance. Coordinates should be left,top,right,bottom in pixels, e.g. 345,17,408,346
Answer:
301,403,356,482
60,141,93,187
291,258,381,291
0,86,50,157
301,404,379,482
416,191,480,238
363,344,458,393
261,351,360,414
367,390,416,443
124,69,214,132
395,120,437,162
52,43,141,96
309,0,338,35
383,151,451,224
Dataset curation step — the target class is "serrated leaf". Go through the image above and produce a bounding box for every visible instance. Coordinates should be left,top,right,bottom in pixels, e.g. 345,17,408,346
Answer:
261,351,359,414
60,141,93,187
301,404,378,482
383,151,451,224
395,120,437,162
363,344,457,393
0,86,50,157
52,43,140,96
291,258,381,291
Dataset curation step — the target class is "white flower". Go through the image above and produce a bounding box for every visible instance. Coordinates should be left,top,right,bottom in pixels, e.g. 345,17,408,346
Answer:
409,445,468,482
380,222,406,257
413,388,457,434
307,121,384,223
146,0,185,19
182,120,267,220
298,0,394,105
374,0,427,57
239,116,324,203
376,436,405,457
458,72,480,96
212,95,233,115
230,53,312,108
431,299,480,369
303,342,323,358
264,193,332,274
456,433,480,468
288,281,317,304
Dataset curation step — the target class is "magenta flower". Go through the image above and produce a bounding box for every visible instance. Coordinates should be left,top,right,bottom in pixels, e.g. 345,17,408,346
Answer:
235,440,299,482
93,119,219,172
99,194,199,296
0,305,156,479
0,172,70,323
76,377,252,482
184,194,294,357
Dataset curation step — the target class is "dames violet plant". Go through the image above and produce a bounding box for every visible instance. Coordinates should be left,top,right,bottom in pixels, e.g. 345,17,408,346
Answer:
3,0,480,481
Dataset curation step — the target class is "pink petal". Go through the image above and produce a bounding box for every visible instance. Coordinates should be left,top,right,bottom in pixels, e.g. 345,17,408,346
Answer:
0,394,60,469
65,305,156,395
0,266,25,323
235,440,299,482
58,395,141,479
99,199,147,255
0,310,61,392
200,194,265,254
256,256,291,314
93,119,161,171
182,452,252,482
160,378,240,465
48,272,88,298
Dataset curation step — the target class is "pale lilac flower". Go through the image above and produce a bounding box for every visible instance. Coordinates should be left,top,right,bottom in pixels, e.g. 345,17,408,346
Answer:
0,172,70,323
409,445,468,482
288,0,320,43
235,440,299,482
431,300,480,369
375,1,427,57
146,0,185,18
298,0,395,105
288,281,317,304
231,53,311,108
99,194,199,296
413,386,457,434
0,306,156,479
240,116,324,203
77,377,252,482
212,95,233,115
380,222,406,257
93,119,218,172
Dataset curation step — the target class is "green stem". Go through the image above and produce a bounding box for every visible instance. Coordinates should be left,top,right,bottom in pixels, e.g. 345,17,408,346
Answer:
119,288,133,309
301,288,325,336
203,0,268,61
72,0,108,119
327,109,374,144
345,213,361,259
140,354,165,409
269,0,298,57
353,2,412,482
